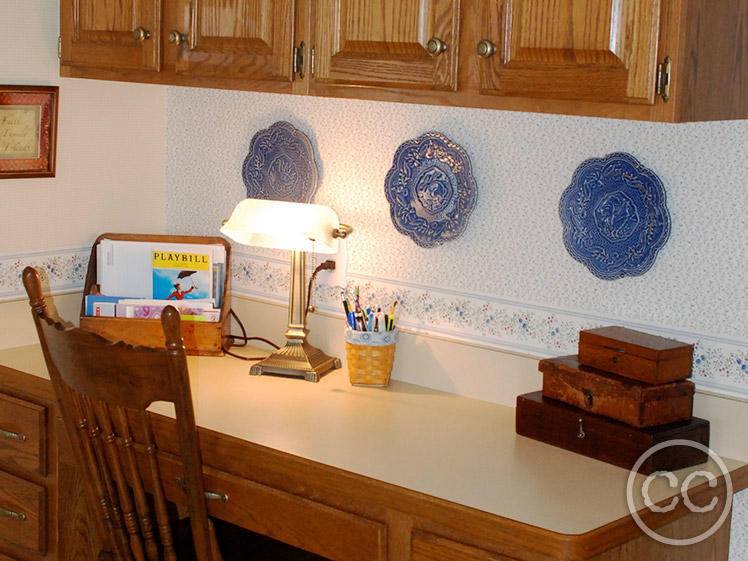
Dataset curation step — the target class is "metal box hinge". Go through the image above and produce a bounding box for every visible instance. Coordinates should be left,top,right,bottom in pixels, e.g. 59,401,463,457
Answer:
58,36,61,59
310,46,315,77
656,56,671,102
293,41,305,79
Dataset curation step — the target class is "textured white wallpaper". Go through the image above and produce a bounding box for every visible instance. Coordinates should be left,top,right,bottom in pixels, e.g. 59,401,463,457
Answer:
165,87,748,342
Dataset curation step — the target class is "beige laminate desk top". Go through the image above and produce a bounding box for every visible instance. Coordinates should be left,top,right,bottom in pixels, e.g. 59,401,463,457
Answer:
1,344,744,537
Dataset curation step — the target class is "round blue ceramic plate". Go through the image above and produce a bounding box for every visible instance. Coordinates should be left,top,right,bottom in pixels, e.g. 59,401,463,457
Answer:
242,121,318,203
559,152,670,280
384,132,477,248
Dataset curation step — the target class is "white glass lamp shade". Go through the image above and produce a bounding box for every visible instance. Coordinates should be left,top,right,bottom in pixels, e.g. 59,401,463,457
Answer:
220,198,340,254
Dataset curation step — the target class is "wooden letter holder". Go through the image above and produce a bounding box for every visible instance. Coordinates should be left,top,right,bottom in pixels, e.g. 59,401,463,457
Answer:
79,233,232,356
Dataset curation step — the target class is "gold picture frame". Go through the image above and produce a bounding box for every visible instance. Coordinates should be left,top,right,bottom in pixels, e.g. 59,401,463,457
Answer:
0,85,59,179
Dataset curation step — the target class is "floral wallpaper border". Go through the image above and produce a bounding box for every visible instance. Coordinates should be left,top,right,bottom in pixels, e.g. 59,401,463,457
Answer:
3,248,748,399
0,248,90,300
228,251,748,400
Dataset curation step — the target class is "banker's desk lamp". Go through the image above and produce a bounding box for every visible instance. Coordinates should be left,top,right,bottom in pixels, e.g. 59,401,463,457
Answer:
221,198,352,382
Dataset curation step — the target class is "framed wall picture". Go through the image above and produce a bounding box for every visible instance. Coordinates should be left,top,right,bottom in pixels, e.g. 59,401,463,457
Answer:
0,85,59,179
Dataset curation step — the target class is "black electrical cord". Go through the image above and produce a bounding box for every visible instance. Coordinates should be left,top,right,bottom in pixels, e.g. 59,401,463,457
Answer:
303,260,336,323
222,259,336,361
222,308,280,361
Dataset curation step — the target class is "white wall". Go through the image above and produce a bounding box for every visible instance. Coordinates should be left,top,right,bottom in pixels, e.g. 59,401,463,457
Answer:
164,88,748,343
0,0,166,255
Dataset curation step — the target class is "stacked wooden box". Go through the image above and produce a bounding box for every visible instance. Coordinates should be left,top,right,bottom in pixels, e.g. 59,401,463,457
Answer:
516,326,709,474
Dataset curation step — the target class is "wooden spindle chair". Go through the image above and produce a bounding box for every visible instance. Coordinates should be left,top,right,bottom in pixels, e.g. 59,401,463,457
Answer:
24,267,328,561
24,266,222,561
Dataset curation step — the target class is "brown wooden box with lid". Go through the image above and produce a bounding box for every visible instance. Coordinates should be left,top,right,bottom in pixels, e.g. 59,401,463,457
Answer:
540,355,695,428
79,233,232,356
578,326,694,385
516,391,709,475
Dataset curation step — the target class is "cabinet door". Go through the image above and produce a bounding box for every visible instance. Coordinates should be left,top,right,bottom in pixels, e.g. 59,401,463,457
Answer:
60,0,161,71
313,0,460,91
169,0,296,82
476,0,662,104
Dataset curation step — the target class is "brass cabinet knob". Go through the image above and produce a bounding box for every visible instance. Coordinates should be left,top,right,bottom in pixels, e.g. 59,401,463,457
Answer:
476,40,497,58
132,27,151,42
426,37,447,56
168,30,187,46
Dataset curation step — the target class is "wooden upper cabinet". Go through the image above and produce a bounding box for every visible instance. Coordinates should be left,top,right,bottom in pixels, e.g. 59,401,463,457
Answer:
58,0,748,121
312,0,461,91
168,0,296,82
60,0,161,71
475,0,662,104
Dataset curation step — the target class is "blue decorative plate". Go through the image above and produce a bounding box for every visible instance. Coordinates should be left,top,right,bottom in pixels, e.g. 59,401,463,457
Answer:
242,121,318,202
559,152,670,280
384,132,477,248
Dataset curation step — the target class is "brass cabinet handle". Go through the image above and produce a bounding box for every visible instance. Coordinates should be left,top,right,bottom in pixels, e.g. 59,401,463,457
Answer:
476,40,497,58
0,506,26,521
133,27,151,42
0,428,26,442
175,477,228,502
426,37,447,56
168,31,187,46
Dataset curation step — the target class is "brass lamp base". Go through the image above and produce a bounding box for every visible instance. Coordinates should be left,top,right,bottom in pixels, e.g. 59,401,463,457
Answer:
250,341,341,382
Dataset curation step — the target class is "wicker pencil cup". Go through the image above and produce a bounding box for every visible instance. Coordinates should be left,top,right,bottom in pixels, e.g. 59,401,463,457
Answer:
344,328,398,387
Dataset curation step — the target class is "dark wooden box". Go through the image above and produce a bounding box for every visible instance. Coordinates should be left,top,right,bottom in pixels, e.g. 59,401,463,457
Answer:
516,391,709,474
540,355,695,428
578,326,693,384
79,233,232,356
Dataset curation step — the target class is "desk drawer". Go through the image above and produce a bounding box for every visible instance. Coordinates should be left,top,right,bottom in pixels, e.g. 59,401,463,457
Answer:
0,470,45,554
204,469,384,561
0,393,46,476
160,455,385,561
412,532,515,561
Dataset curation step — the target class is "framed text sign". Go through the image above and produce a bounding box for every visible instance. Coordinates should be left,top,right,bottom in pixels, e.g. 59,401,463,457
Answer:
0,85,59,179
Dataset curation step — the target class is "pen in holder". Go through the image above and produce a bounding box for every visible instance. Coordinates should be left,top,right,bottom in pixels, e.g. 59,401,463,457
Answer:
344,327,398,387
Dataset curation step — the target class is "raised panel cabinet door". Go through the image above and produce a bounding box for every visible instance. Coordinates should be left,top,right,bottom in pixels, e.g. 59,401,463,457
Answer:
313,0,461,91
169,0,296,82
60,0,161,71
476,0,662,103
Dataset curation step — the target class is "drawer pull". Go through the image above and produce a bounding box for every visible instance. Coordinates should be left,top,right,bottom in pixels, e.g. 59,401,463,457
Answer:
175,477,229,502
0,428,26,442
582,389,594,408
577,418,586,439
0,506,26,521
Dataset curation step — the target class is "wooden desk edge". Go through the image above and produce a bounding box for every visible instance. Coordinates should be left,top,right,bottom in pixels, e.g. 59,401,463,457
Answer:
556,462,748,559
149,410,748,561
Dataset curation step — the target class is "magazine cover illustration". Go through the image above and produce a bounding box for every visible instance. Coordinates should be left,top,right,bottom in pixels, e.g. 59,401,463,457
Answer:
152,250,212,301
